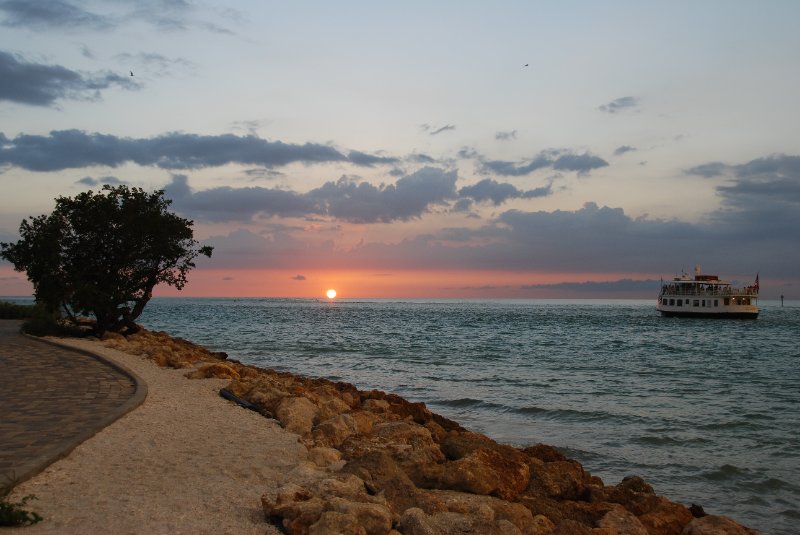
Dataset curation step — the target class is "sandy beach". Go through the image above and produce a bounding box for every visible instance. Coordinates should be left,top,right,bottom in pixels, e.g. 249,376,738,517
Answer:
7,337,307,534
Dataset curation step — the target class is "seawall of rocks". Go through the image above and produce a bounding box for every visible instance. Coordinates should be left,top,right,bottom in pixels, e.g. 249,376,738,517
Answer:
100,329,757,535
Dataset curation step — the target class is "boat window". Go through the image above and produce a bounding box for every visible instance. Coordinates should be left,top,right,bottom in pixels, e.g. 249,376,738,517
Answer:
677,299,682,306
744,297,750,305
702,299,706,307
724,298,730,306
693,300,700,307
670,299,675,306
714,300,718,307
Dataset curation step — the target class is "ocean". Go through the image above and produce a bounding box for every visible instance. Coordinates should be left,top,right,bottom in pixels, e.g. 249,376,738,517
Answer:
38,297,800,533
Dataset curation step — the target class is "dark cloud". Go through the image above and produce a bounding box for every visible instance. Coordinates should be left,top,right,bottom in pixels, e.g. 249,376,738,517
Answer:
707,154,800,245
479,149,608,176
614,145,636,156
0,0,112,30
0,51,138,106
0,0,233,34
520,279,660,295
495,130,517,141
307,167,458,223
164,167,458,224
598,96,639,113
76,175,124,186
291,275,306,281
164,175,316,222
0,130,359,171
552,153,609,174
459,178,551,205
420,124,456,135
686,161,728,178
347,150,400,167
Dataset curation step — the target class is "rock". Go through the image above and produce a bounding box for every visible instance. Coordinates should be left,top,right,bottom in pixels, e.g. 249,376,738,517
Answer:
551,519,593,534
417,447,530,501
308,446,343,468
328,496,393,535
689,504,706,518
343,450,446,516
308,511,366,535
524,444,569,463
597,506,648,535
637,497,693,535
680,515,760,535
526,458,588,500
276,396,319,435
398,507,500,535
425,490,537,535
185,362,240,380
531,514,555,534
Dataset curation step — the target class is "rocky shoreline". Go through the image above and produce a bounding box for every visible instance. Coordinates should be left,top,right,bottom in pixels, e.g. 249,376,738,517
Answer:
101,328,757,535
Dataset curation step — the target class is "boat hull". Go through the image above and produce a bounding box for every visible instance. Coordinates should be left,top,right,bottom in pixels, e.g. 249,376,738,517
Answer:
658,309,759,319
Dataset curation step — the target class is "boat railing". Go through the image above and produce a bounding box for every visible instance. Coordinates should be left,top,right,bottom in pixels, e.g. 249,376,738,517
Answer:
659,285,758,297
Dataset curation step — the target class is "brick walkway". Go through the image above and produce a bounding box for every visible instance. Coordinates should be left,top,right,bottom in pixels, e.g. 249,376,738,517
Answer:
0,320,144,487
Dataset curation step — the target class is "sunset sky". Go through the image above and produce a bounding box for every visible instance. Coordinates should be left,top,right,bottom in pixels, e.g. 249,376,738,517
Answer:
1,1,798,299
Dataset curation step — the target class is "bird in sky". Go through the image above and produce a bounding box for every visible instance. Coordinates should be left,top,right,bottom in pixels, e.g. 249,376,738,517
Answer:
130,70,134,76
523,63,529,67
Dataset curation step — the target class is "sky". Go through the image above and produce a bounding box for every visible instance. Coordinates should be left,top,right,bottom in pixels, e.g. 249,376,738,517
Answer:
1,0,798,299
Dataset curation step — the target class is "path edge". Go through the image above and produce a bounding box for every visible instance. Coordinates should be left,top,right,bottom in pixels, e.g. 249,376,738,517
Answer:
12,333,149,486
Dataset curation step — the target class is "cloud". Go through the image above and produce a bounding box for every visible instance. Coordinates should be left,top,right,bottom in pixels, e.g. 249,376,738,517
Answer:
458,178,552,205
114,52,195,78
495,130,517,141
0,0,234,34
307,167,458,223
420,124,456,135
347,150,400,167
164,175,317,222
0,51,139,106
165,167,459,224
0,130,369,171
614,145,636,156
685,161,728,178
291,275,306,281
76,175,124,186
598,96,639,113
0,0,113,30
520,279,661,295
478,149,608,176
552,153,609,174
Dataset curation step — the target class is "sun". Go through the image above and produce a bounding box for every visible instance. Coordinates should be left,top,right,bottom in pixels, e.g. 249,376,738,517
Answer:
326,289,337,299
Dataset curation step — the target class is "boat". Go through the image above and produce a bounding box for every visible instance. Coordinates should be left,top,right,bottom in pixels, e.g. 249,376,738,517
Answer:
657,265,759,318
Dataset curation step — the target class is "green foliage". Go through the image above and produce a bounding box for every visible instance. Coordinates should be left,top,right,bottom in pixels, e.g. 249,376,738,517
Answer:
0,301,35,319
0,477,43,527
0,185,212,335
21,305,85,337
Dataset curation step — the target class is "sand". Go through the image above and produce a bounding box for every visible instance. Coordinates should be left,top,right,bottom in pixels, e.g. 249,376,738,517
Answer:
7,338,308,534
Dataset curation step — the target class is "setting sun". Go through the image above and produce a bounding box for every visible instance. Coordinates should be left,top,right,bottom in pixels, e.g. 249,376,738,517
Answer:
326,289,337,299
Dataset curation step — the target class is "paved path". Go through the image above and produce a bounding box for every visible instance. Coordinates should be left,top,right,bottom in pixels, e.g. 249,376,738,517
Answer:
0,320,144,487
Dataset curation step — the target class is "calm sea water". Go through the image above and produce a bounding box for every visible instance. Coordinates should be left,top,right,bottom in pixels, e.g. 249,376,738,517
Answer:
136,298,795,533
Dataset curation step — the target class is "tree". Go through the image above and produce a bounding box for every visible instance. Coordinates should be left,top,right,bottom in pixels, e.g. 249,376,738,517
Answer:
1,185,212,334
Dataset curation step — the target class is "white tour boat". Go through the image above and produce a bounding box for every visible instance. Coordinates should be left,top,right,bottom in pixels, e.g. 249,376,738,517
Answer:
657,266,759,318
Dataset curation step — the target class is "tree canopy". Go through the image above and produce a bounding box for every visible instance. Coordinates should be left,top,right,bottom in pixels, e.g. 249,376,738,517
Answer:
1,185,212,334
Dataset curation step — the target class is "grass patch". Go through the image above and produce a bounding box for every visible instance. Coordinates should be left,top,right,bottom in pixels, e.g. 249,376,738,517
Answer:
0,301,35,320
0,476,42,527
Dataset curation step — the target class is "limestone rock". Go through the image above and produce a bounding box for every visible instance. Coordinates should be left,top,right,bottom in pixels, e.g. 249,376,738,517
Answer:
637,496,693,535
185,362,240,380
308,511,366,535
597,506,648,535
680,515,760,535
417,447,530,501
276,396,319,435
